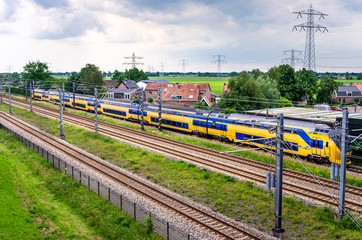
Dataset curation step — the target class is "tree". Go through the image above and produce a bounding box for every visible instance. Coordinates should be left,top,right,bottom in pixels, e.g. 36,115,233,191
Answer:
193,101,211,110
218,71,265,111
23,60,52,89
251,69,264,79
316,76,340,104
147,97,154,104
267,66,281,83
65,72,80,92
124,68,148,82
256,75,281,107
357,73,362,80
111,70,125,83
229,71,238,77
278,64,302,102
295,68,318,104
79,64,103,95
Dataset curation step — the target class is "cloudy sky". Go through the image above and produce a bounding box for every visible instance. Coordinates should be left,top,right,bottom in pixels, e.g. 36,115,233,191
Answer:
1,0,361,73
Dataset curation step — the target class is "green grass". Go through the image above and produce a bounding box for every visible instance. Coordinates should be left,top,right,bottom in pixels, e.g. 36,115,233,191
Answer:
149,76,229,95
336,79,362,86
9,97,362,188
0,127,162,240
1,103,361,239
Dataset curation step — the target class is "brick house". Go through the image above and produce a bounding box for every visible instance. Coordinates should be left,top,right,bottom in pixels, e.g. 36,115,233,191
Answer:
145,82,213,107
116,80,139,90
332,86,362,104
105,80,141,99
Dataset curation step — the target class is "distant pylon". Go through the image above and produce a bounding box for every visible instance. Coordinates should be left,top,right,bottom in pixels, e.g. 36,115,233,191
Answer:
123,52,144,69
180,59,188,74
212,55,226,76
281,49,303,68
293,4,328,72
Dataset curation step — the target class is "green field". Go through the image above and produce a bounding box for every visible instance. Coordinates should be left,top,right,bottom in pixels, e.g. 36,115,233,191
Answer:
149,76,229,95
336,79,362,86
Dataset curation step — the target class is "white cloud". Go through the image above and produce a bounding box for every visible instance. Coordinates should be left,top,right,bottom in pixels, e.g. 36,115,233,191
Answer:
0,0,361,73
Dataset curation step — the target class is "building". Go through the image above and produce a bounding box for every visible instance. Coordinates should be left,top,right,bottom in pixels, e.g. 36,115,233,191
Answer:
333,86,362,104
106,88,141,99
144,82,212,107
103,80,118,92
116,80,139,90
105,80,141,99
137,79,170,90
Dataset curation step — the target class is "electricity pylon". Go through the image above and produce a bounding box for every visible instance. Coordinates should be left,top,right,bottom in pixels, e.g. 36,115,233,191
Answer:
123,52,144,69
281,49,303,68
212,55,226,76
293,4,328,72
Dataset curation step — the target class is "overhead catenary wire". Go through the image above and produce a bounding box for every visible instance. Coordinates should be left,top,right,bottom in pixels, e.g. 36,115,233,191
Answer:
281,140,362,230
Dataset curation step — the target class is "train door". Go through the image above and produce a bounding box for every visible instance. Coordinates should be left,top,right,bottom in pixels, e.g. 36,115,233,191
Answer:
311,137,322,157
324,141,330,157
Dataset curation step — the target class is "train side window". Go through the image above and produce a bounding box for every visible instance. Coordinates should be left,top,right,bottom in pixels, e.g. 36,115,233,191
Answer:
326,142,329,147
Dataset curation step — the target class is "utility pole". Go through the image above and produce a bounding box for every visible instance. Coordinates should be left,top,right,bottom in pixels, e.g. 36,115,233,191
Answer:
25,80,28,101
212,55,226,76
30,83,33,112
338,108,349,219
158,86,162,132
0,79,2,103
140,89,145,131
123,52,144,69
272,113,285,238
59,89,65,139
62,83,65,110
281,49,303,68
94,88,98,133
73,82,75,109
180,59,188,74
8,82,12,114
293,4,328,72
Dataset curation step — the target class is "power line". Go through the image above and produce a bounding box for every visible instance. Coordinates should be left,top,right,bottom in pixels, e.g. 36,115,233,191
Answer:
123,52,144,69
281,49,303,68
293,4,328,72
212,55,227,75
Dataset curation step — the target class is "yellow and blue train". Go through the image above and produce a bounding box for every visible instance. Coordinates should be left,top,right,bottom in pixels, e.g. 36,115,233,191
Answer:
32,89,351,164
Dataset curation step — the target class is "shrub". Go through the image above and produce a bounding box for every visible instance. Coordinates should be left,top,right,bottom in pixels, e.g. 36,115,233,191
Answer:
145,214,153,235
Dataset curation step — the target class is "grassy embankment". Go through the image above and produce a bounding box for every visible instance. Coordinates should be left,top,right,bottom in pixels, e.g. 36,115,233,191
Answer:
0,103,361,239
0,126,161,239
14,97,362,188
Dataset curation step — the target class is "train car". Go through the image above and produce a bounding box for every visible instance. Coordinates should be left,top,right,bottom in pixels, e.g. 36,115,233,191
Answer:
100,100,129,119
31,89,351,164
147,108,193,133
32,89,44,101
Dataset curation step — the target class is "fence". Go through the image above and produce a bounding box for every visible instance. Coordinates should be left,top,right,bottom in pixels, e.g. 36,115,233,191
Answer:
1,124,196,240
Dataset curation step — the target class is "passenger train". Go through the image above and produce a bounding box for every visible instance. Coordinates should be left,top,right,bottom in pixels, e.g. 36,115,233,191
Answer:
32,89,351,165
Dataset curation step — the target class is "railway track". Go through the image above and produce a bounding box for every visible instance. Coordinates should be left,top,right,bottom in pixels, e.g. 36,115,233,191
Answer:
0,111,261,240
347,165,362,175
4,98,362,214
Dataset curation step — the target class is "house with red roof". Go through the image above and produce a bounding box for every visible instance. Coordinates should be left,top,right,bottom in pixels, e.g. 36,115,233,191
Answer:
145,82,213,107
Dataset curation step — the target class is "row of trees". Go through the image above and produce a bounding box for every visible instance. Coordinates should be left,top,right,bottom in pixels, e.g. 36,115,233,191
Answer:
4,61,149,95
218,65,340,112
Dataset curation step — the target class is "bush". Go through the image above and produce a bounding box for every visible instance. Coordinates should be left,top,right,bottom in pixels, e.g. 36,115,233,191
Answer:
147,97,154,104
145,214,153,235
